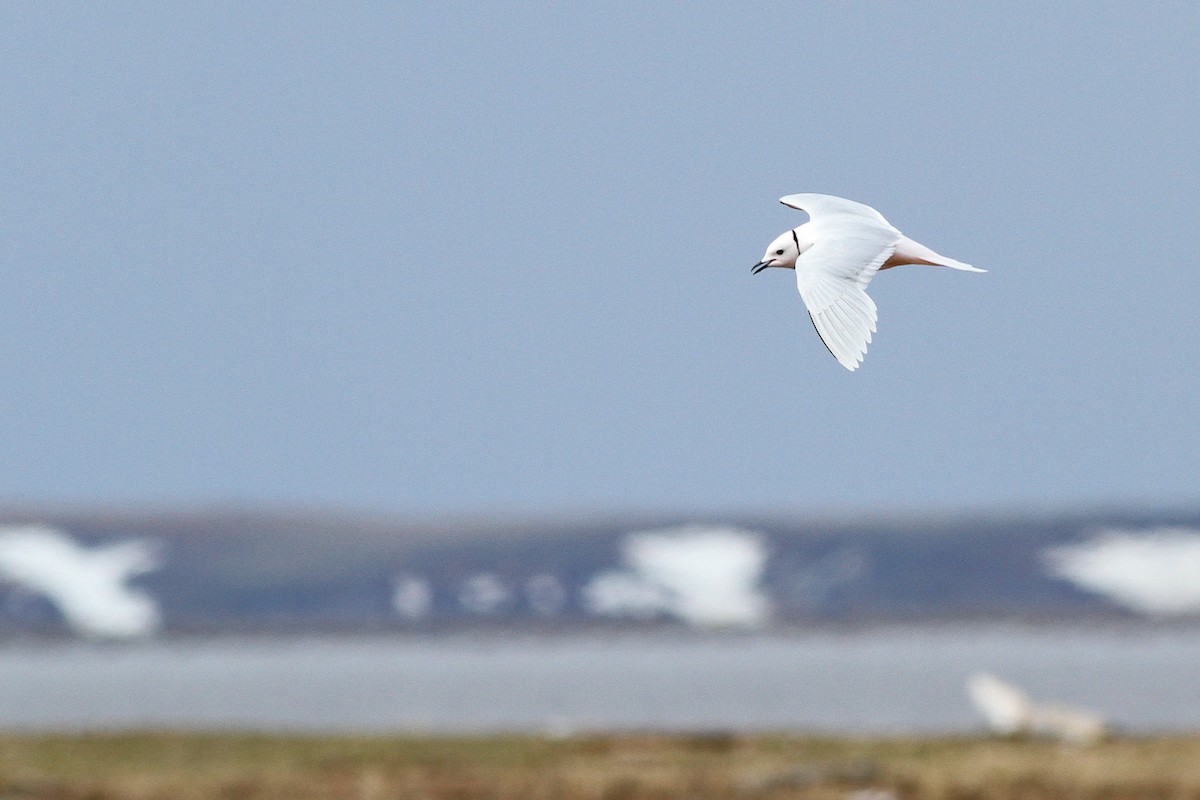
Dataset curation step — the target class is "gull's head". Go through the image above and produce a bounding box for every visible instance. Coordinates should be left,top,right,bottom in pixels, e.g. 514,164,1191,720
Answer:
752,230,799,274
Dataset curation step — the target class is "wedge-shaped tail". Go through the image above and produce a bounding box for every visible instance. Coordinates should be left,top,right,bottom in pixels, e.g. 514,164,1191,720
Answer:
891,235,986,272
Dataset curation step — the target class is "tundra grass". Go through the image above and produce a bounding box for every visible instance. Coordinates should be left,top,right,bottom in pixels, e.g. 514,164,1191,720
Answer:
0,732,1197,799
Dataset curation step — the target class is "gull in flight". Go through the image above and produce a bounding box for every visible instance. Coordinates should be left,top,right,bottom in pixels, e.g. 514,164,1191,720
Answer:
753,193,985,370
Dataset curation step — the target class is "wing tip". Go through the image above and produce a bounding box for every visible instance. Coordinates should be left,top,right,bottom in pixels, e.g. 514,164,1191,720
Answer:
809,310,869,372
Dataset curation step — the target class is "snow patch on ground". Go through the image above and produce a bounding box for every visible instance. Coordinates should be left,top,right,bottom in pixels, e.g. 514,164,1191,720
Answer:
584,524,769,628
1044,527,1200,615
967,672,1107,743
0,525,161,638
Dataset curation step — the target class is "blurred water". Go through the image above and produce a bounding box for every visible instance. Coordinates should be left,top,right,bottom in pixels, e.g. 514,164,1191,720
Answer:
1,626,1197,733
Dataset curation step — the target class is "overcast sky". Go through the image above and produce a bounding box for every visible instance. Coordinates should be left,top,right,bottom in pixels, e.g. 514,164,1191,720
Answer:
2,3,1196,516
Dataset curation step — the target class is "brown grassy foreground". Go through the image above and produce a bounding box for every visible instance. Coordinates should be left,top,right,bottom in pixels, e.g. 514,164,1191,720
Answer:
0,732,1198,800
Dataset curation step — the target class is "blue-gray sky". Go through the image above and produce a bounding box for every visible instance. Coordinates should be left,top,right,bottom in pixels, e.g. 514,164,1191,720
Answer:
2,3,1197,515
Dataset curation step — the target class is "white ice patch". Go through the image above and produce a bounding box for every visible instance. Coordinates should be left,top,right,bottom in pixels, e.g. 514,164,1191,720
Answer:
583,571,672,619
0,525,161,638
392,574,432,619
583,524,769,628
458,572,510,614
1044,527,1200,615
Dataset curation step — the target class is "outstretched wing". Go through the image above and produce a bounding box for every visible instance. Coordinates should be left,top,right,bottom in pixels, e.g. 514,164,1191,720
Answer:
794,236,895,371
780,193,897,230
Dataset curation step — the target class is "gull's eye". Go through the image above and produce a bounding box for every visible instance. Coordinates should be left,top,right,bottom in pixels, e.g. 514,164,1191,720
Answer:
775,249,785,255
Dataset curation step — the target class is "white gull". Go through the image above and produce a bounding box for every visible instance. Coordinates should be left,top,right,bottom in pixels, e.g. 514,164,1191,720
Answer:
753,193,985,370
